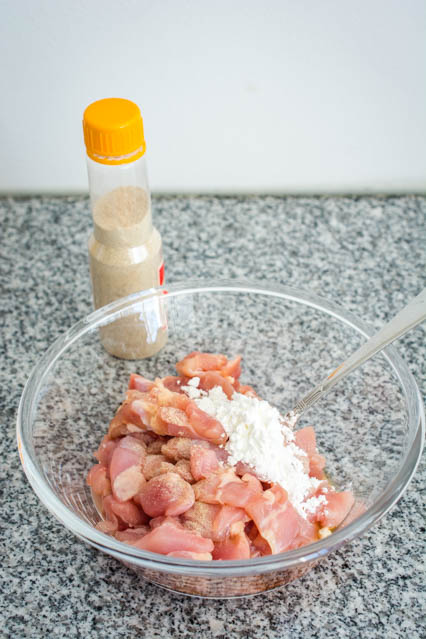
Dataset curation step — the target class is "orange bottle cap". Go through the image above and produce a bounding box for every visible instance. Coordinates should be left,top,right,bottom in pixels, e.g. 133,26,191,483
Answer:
83,98,146,165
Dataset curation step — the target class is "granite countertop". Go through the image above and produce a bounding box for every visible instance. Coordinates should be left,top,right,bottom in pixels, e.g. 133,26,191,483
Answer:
1,194,425,638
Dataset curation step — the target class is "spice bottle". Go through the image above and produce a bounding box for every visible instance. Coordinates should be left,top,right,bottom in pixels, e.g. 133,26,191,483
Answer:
82,98,166,359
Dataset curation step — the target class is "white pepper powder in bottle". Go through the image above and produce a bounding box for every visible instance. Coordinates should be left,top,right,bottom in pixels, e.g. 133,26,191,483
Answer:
83,98,166,359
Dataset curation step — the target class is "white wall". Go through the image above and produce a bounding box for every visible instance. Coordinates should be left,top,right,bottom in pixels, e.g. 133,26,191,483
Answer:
0,0,425,194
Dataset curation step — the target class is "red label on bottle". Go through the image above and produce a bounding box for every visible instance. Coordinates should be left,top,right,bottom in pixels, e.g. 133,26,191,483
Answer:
158,261,165,286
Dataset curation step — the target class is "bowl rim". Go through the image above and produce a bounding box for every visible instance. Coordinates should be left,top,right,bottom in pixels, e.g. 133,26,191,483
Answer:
17,280,425,577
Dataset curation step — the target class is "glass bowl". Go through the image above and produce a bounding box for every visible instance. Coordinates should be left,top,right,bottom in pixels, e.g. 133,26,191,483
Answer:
17,282,424,598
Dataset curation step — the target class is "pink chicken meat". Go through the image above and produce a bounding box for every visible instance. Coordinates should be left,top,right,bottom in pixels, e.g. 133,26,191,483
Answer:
86,351,355,560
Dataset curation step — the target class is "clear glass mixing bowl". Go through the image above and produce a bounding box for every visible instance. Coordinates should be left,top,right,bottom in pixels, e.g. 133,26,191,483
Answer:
17,282,424,598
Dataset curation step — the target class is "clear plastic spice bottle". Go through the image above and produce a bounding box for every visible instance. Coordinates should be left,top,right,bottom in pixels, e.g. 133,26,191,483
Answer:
82,98,166,359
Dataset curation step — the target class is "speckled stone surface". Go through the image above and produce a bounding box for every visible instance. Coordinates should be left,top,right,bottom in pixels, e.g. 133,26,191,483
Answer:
1,195,425,638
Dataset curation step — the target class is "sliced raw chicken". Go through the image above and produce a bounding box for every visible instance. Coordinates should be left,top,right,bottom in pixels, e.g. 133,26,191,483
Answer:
185,402,226,444
161,436,201,461
158,407,194,439
149,515,182,529
132,519,214,555
197,371,235,399
212,522,251,560
194,469,263,508
234,381,258,398
251,533,271,556
146,436,168,455
190,446,219,481
212,505,249,541
294,426,326,479
86,463,111,497
158,403,227,445
174,459,195,483
94,436,119,466
220,355,242,380
142,454,176,481
182,502,221,539
139,472,195,517
128,373,155,393
109,436,146,502
108,390,155,439
115,526,150,542
176,352,227,377
152,380,190,411
162,376,190,393
167,550,212,560
234,461,256,477
309,453,326,479
318,491,355,529
161,436,225,463
102,494,146,530
294,426,317,456
245,484,305,554
89,351,358,561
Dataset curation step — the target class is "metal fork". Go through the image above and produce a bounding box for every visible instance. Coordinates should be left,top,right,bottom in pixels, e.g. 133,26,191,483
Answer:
282,288,426,429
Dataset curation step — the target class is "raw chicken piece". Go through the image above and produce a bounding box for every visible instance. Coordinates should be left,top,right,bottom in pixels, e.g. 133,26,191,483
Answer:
86,463,111,497
185,402,226,444
212,522,251,560
182,502,221,539
132,519,214,555
152,380,190,411
132,399,170,436
158,407,194,438
108,390,155,439
129,431,159,446
128,373,155,393
167,550,212,560
183,502,248,543
89,351,355,561
233,381,258,398
174,459,195,483
149,515,182,529
162,376,190,393
176,352,227,377
161,436,225,462
220,355,242,380
245,484,305,554
161,436,201,461
140,379,228,444
139,472,195,517
194,469,263,508
190,446,219,481
234,461,255,477
251,533,271,556
197,371,235,400
212,505,249,541
102,494,146,530
309,453,326,480
193,468,240,504
146,436,168,455
294,426,317,456
96,520,118,535
94,436,119,466
115,526,150,542
318,491,355,529
159,403,227,445
109,436,146,502
294,426,326,479
296,519,320,547
142,454,176,480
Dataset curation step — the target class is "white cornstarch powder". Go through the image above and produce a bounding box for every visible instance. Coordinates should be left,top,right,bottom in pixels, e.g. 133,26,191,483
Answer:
182,382,326,518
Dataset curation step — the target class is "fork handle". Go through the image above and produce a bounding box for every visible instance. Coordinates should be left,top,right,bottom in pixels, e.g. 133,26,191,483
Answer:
292,288,426,418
